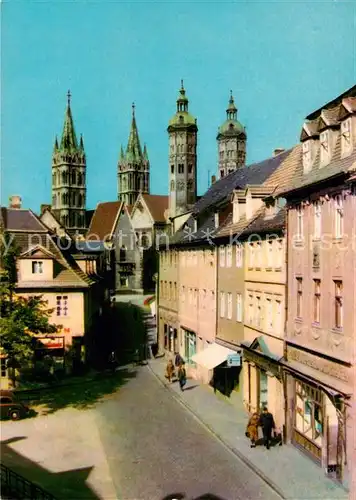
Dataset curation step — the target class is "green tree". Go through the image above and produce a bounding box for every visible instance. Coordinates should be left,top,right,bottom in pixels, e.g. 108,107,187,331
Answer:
0,233,59,372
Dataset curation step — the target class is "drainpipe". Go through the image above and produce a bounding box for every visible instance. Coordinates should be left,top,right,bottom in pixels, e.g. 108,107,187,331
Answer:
283,204,289,445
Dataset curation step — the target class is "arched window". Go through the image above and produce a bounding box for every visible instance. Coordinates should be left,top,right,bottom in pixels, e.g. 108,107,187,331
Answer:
52,173,56,186
77,172,82,185
141,232,150,248
170,180,175,191
52,195,56,207
120,245,127,261
62,193,66,205
78,194,82,207
72,192,76,205
71,170,76,185
62,171,66,184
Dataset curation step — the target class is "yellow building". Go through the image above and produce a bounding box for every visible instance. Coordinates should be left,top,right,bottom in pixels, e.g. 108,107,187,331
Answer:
1,202,106,387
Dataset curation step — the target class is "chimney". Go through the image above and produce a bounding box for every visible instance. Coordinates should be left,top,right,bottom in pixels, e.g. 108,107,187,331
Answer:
273,148,285,157
211,175,216,185
9,195,22,209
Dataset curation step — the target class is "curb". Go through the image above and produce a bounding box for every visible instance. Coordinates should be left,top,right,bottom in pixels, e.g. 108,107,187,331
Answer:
147,362,286,500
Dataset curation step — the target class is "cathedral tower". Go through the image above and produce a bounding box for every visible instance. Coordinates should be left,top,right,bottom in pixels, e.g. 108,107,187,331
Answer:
168,81,198,218
118,104,150,206
217,91,246,179
51,91,86,232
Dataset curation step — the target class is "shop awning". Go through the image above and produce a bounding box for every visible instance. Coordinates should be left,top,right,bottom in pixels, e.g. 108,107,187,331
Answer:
191,343,236,370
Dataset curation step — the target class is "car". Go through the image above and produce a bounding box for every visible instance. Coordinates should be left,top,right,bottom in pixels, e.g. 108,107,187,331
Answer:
0,390,30,420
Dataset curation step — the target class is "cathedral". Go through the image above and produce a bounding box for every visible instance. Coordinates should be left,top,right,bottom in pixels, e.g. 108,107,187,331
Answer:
47,84,247,251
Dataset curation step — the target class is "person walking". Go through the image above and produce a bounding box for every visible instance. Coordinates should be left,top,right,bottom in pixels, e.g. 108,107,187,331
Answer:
259,407,275,450
165,359,175,383
174,351,184,368
177,362,187,391
246,412,260,448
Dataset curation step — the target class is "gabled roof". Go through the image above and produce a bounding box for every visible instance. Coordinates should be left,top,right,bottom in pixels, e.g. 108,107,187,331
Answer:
239,206,286,237
139,194,169,223
86,201,123,241
20,245,56,259
1,208,48,232
306,85,356,120
170,149,293,246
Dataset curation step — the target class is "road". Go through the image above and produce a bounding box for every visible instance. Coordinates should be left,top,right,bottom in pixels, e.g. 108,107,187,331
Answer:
94,366,280,500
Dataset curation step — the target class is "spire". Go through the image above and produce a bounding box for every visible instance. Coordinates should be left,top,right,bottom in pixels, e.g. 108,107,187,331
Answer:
60,90,78,151
143,143,148,160
126,102,143,160
120,145,125,160
53,136,59,153
177,79,189,112
226,90,237,120
79,134,85,151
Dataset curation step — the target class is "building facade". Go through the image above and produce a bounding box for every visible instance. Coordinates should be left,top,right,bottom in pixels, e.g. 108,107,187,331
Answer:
217,92,246,179
51,91,87,235
168,82,198,218
282,90,356,486
118,104,150,206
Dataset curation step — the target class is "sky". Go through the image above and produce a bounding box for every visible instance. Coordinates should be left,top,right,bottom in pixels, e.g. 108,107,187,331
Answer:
1,0,355,212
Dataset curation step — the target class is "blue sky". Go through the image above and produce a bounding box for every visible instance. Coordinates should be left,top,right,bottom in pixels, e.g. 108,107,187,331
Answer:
2,0,355,211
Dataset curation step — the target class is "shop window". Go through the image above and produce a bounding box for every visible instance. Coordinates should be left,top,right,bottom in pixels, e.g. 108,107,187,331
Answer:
296,278,303,318
313,279,321,323
56,295,68,317
295,381,323,447
259,369,268,409
334,280,343,329
184,330,196,365
32,261,43,274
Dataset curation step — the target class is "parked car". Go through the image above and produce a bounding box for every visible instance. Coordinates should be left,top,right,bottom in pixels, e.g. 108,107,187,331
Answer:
0,390,29,420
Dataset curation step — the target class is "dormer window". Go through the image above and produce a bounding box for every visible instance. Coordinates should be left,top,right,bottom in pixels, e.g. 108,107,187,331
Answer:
32,261,43,274
302,140,312,174
320,131,330,166
341,118,352,157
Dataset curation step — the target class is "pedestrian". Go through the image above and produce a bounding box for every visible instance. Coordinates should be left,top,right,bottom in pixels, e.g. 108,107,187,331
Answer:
177,362,187,391
259,407,275,450
165,359,175,383
174,351,184,368
246,412,260,448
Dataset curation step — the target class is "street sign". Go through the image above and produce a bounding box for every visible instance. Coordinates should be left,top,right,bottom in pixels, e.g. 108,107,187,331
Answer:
227,353,241,367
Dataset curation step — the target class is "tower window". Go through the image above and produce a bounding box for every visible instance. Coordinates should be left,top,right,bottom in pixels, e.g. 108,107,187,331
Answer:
178,164,184,174
170,180,175,191
71,171,76,184
171,165,174,174
188,164,193,174
179,115,184,124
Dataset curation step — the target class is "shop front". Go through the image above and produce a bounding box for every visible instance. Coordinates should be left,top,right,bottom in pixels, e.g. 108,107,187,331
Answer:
35,336,66,373
283,356,351,483
159,311,178,356
191,341,237,385
241,337,284,434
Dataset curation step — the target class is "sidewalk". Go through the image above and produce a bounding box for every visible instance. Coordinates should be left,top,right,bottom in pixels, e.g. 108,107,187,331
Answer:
148,357,348,500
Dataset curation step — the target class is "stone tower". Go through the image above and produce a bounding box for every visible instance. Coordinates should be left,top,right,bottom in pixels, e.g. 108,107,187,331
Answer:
217,91,246,179
51,91,86,233
168,81,198,218
118,104,150,206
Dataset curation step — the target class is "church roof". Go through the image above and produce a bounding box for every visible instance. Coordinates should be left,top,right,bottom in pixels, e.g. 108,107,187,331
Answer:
141,194,169,223
124,104,145,162
86,201,123,241
217,92,245,137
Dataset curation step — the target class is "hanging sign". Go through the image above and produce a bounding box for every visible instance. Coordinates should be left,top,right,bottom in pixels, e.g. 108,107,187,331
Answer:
227,353,241,367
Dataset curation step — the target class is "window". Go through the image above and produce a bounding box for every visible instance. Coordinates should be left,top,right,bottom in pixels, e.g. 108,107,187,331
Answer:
171,165,174,174
249,243,255,267
226,246,232,267
334,196,343,238
32,261,43,274
295,381,323,447
227,293,232,319
313,279,321,323
320,131,329,165
266,299,273,331
188,164,193,174
184,330,196,366
276,239,283,268
56,295,68,317
334,281,343,329
267,240,274,268
248,295,254,324
296,206,303,240
178,164,184,174
236,293,242,322
341,118,352,156
219,246,226,267
236,244,243,267
182,286,185,303
256,241,262,268
314,202,321,239
220,292,225,318
296,278,302,318
276,300,282,334
256,296,261,327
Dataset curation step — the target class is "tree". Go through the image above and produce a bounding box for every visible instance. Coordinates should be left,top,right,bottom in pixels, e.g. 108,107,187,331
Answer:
0,233,59,372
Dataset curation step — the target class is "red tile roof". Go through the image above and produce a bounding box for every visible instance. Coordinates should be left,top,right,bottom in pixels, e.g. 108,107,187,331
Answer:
141,194,169,223
86,201,123,241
